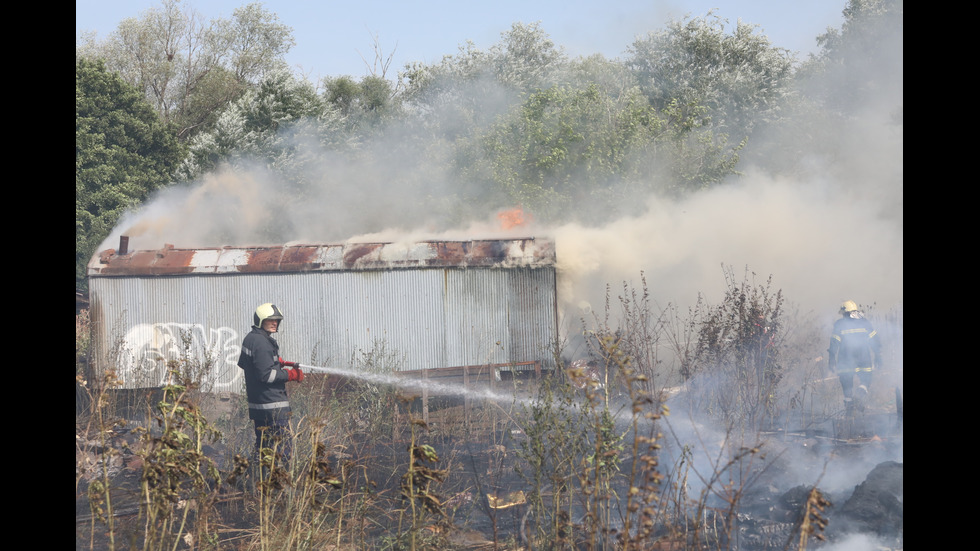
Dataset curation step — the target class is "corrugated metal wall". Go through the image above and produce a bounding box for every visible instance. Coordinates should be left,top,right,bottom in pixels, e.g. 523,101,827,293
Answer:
89,267,557,391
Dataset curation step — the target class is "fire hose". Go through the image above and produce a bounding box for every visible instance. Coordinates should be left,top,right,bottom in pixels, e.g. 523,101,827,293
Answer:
279,357,342,377
278,357,308,370
278,357,314,382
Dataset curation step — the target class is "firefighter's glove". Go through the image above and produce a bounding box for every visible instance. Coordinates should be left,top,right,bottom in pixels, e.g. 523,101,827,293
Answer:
286,367,305,383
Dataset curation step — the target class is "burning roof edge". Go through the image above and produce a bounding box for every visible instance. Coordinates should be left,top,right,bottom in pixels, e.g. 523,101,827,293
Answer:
88,237,556,277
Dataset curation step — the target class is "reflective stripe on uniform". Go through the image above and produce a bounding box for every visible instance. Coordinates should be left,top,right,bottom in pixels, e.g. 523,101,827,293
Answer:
249,401,290,410
837,366,874,373
266,369,278,383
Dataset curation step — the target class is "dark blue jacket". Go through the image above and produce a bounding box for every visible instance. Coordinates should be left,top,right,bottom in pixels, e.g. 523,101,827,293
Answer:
237,327,291,422
828,314,882,373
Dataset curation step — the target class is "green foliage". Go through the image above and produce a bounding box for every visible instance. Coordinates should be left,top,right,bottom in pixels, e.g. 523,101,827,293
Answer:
226,2,296,82
324,76,362,115
177,70,348,182
515,333,670,549
76,0,295,140
800,0,903,115
679,266,785,431
136,372,224,551
627,12,796,142
482,83,657,220
480,80,741,220
402,21,565,106
324,74,399,133
515,373,590,548
398,21,566,154
397,20,749,224
489,22,567,91
76,58,184,290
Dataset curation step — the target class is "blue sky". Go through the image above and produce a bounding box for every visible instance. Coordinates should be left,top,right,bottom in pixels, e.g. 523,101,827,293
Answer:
77,0,847,80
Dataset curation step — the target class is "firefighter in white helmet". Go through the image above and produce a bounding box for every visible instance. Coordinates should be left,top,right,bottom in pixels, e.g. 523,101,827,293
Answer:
828,300,882,412
237,303,304,463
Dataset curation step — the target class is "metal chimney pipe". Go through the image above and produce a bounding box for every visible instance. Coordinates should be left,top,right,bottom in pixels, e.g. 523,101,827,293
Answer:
119,235,129,256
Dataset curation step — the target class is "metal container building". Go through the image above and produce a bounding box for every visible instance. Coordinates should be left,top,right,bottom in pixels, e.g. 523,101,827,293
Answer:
86,237,558,392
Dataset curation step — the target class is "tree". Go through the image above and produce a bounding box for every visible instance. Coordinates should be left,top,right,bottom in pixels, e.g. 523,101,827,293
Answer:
489,21,567,91
746,0,903,181
626,13,795,143
480,83,656,220
177,70,348,182
479,79,741,222
799,0,903,116
399,22,568,128
225,2,296,81
396,21,751,222
76,0,295,140
323,74,399,134
76,58,184,289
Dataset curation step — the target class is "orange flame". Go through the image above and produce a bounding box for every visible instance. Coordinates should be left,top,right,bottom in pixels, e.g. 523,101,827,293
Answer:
497,206,532,230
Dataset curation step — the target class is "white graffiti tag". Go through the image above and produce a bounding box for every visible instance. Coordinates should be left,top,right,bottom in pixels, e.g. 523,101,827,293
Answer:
115,323,242,391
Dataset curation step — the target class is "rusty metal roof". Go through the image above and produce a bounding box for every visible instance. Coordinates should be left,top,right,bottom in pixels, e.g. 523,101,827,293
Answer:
88,237,556,277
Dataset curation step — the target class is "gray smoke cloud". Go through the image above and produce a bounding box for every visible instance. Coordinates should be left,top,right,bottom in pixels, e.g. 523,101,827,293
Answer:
102,108,902,324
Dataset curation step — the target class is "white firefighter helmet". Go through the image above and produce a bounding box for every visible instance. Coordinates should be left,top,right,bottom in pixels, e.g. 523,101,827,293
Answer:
254,303,284,328
839,300,859,315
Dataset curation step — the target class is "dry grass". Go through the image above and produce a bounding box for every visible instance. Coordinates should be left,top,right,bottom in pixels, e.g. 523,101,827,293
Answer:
75,275,902,550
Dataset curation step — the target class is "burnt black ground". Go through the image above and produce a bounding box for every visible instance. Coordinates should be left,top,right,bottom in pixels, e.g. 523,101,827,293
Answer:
77,406,902,550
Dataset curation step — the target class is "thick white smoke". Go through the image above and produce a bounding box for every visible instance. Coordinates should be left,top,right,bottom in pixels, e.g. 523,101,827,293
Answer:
102,140,902,323
553,169,902,320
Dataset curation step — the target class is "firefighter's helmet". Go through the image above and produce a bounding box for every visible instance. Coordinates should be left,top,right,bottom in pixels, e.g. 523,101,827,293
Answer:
254,303,284,328
839,300,859,315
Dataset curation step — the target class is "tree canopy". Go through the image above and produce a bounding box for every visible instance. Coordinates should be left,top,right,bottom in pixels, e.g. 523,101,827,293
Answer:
76,58,184,289
626,13,796,145
800,0,903,116
76,0,295,140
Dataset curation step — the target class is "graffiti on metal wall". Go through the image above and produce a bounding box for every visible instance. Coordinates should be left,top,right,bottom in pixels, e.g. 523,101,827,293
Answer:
115,323,242,391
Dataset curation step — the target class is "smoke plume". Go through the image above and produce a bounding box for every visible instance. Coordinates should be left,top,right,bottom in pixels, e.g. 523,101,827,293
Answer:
102,110,902,325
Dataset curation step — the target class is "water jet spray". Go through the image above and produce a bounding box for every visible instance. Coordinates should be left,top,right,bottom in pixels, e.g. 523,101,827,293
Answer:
287,361,528,405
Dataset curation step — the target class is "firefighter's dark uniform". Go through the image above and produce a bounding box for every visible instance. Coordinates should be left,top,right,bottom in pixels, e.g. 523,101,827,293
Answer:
238,326,292,457
828,312,881,401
